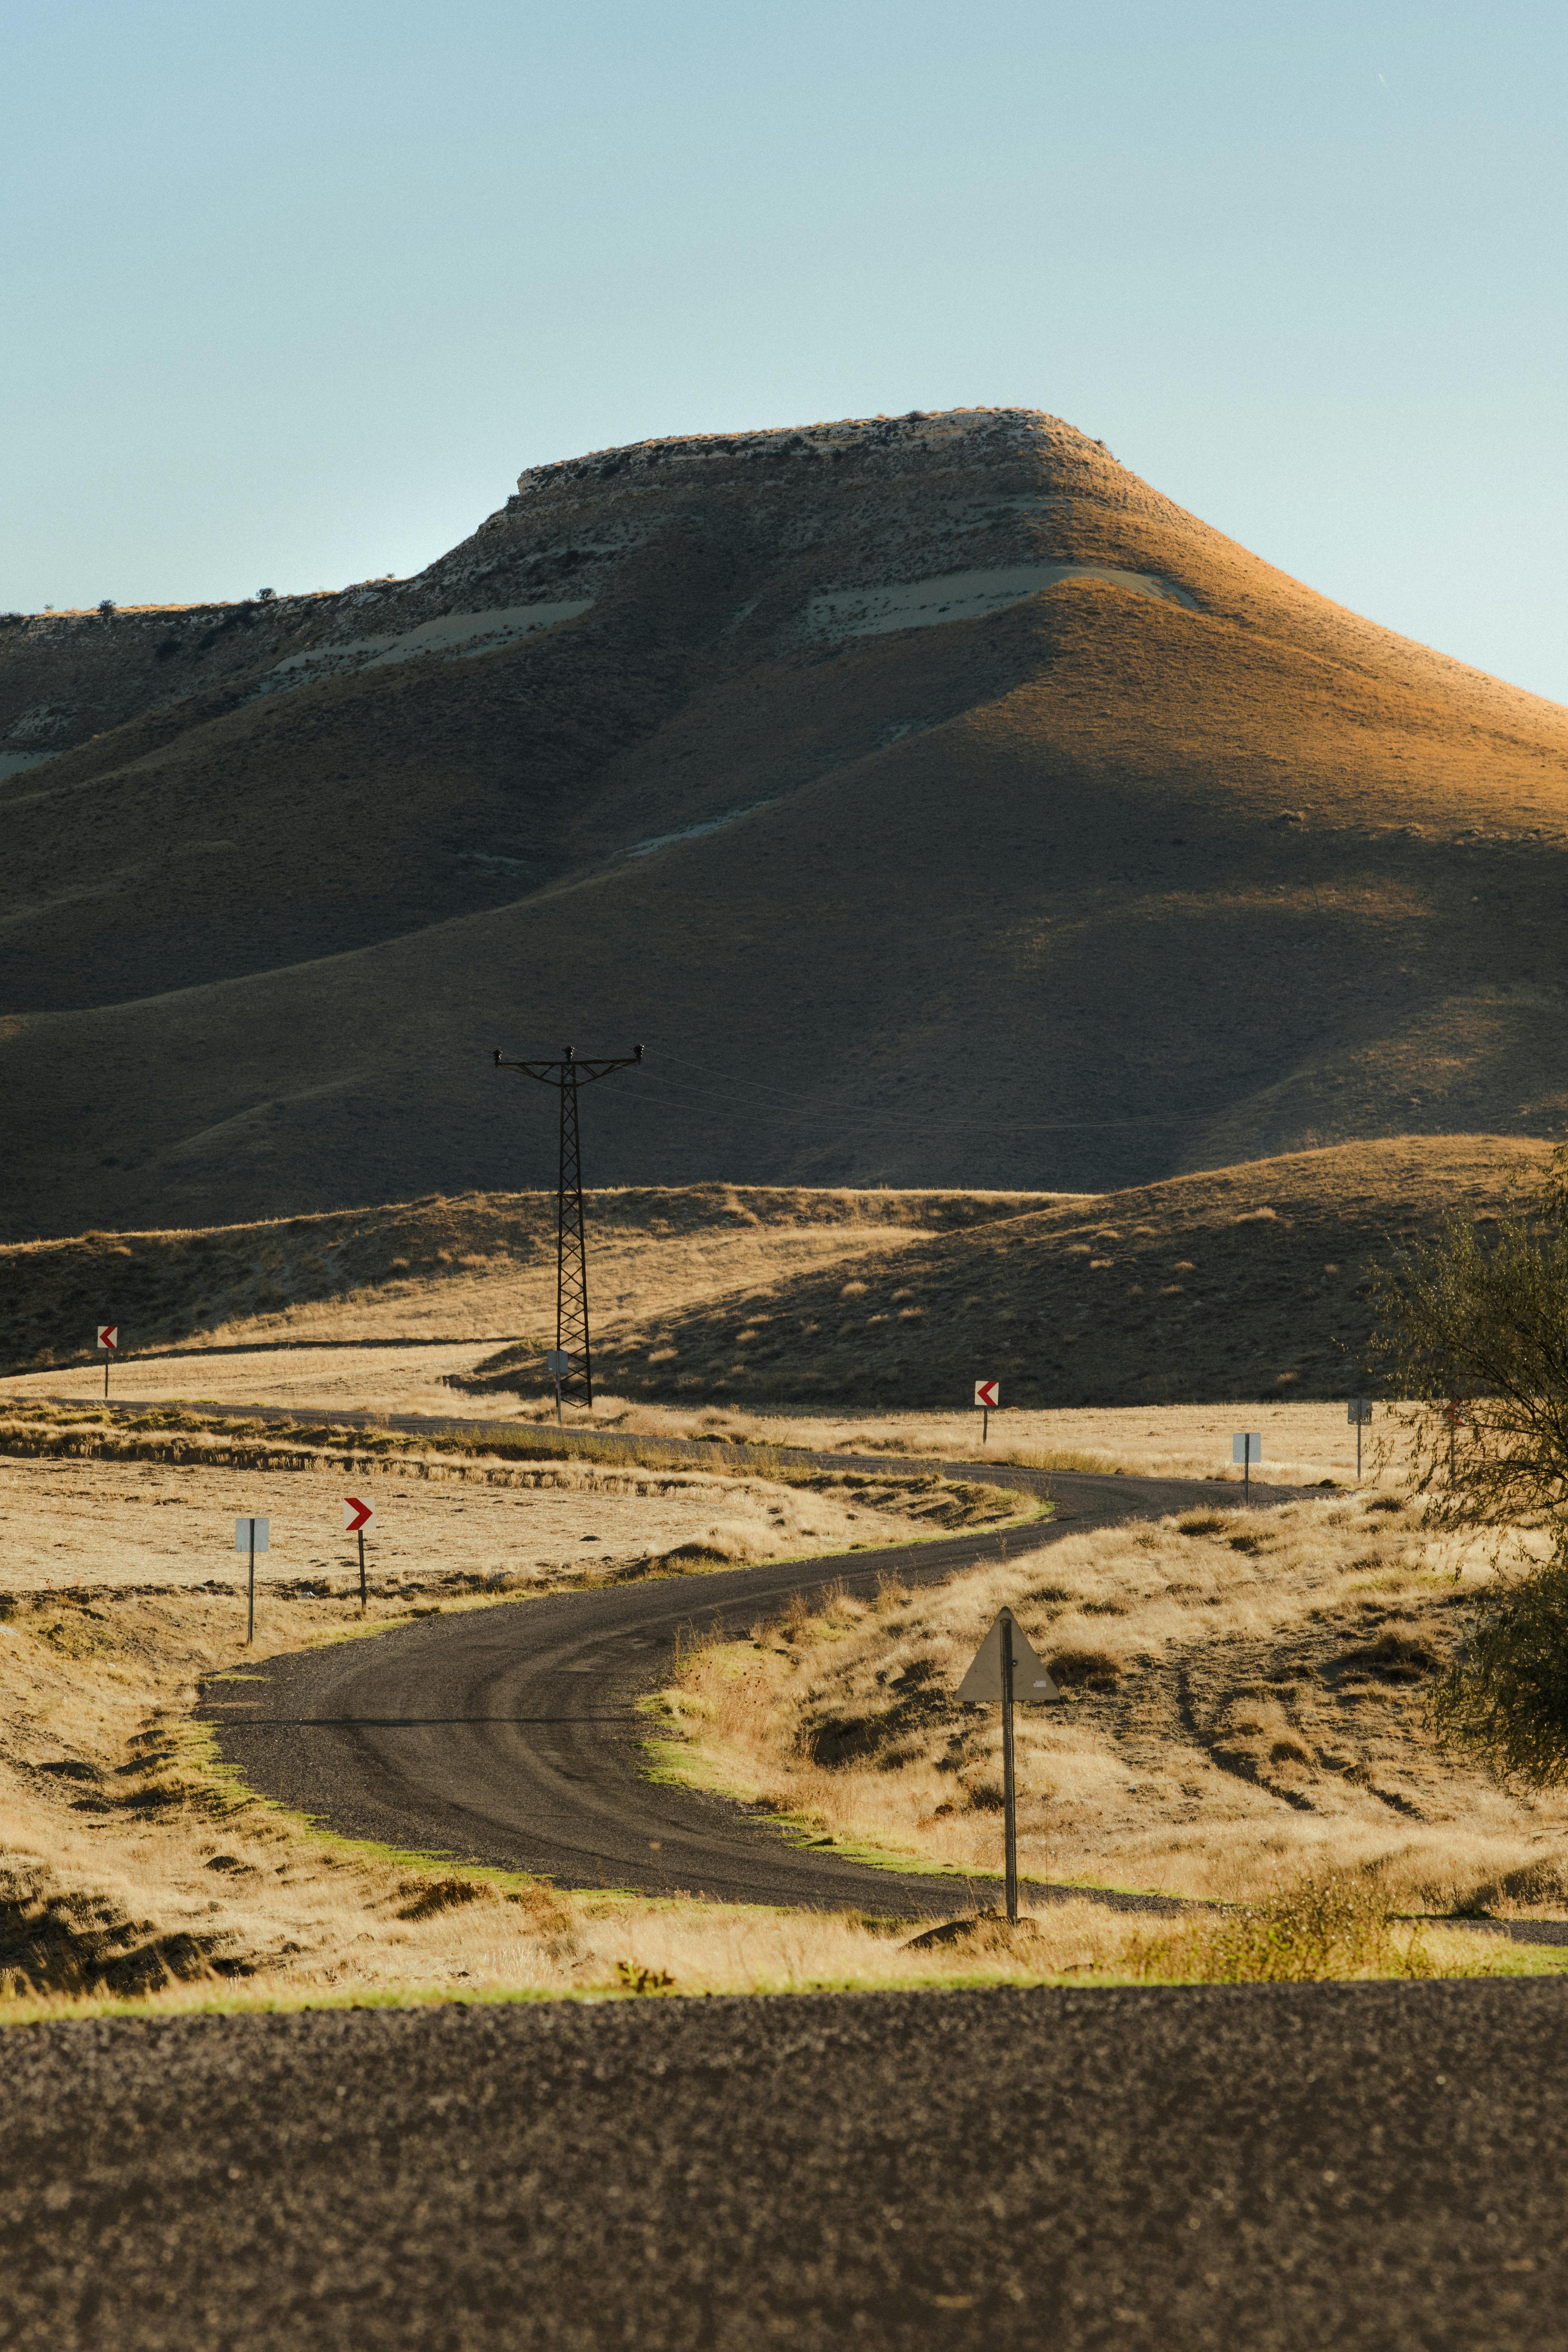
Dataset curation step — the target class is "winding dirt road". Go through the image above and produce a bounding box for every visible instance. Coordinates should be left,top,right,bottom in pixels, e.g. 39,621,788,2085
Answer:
204,1463,1289,1911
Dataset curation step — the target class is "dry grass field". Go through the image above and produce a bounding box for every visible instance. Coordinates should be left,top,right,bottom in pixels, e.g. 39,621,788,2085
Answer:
0,1401,1023,1596
551,1138,1553,1408
0,1556,1545,2023
0,1399,1553,2014
658,1496,1568,1920
0,1185,1035,1379
4,1139,1547,1412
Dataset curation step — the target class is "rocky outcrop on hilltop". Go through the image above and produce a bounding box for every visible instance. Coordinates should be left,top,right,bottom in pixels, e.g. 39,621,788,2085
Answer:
0,410,1184,778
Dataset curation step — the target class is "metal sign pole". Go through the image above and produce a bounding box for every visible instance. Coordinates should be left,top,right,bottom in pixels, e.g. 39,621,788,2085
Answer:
358,1527,367,1606
1001,1615,1018,1926
1357,1420,1363,1481
247,1525,256,1645
983,1406,989,1445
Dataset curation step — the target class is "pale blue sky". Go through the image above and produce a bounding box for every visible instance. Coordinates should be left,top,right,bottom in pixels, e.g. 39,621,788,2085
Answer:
6,1,1566,701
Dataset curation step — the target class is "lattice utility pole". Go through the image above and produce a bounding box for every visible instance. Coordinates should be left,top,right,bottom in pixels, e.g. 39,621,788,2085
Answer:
492,1043,644,1407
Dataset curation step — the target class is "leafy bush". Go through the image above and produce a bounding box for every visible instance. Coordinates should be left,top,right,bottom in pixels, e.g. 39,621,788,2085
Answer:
1428,1540,1568,1786
1368,1146,1568,1535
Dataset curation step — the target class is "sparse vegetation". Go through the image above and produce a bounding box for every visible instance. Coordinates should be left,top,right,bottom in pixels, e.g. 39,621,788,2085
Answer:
1428,1539,1568,1789
654,1492,1568,1914
1371,1145,1568,1788
1371,1144,1568,1537
1128,1873,1434,1983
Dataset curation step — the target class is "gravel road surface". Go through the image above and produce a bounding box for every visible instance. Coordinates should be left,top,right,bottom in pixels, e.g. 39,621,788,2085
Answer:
204,1465,1277,1914
4,1980,1567,2350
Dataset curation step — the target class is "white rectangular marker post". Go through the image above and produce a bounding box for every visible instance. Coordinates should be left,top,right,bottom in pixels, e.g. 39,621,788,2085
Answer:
957,1608,1061,1924
235,1516,269,1644
344,1496,375,1605
1232,1432,1262,1506
974,1379,999,1445
96,1323,118,1401
547,1349,569,1429
1347,1396,1372,1480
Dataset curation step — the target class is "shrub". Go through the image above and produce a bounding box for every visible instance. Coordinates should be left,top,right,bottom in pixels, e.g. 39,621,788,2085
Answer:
1368,1146,1568,1535
1133,1873,1430,1983
1428,1540,1568,1786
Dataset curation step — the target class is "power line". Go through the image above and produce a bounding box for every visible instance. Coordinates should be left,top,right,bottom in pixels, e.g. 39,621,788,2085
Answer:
493,1043,644,1405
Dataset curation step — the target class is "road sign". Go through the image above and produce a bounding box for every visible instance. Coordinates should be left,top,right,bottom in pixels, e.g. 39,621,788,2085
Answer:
235,1516,268,1645
96,1325,118,1351
956,1608,1060,1926
958,1610,1060,1706
546,1350,569,1377
344,1495,375,1603
1232,1432,1261,1504
1347,1399,1373,1425
974,1380,999,1410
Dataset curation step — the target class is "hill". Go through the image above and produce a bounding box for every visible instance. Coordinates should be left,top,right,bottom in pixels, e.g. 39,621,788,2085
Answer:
3,407,1566,1239
2,1139,1546,1408
0,1184,1043,1379
462,1136,1554,1409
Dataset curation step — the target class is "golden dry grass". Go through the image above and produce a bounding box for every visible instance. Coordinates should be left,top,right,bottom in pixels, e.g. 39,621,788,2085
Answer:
0,1485,1552,2022
0,1404,1022,1596
6,1142,1547,1426
657,1493,1568,1918
564,1139,1556,1409
0,1187,1037,1380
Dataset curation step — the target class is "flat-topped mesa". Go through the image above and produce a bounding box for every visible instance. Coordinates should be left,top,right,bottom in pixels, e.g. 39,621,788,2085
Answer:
495,404,1193,536
419,402,1207,656
512,405,1094,493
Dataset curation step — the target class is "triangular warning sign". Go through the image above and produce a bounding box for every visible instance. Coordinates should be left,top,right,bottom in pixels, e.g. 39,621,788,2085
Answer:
957,1608,1061,1706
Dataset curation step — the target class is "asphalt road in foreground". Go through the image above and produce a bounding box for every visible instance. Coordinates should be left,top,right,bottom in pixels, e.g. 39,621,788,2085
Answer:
5,1981,1568,2350
206,1465,1288,1915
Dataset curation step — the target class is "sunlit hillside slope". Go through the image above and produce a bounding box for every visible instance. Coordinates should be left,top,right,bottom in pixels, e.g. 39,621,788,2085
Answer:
3,407,1565,1239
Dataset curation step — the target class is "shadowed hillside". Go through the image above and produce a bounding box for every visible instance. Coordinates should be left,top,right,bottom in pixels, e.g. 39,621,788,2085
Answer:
0,1185,1044,1378
4,407,1566,1239
458,1138,1554,1408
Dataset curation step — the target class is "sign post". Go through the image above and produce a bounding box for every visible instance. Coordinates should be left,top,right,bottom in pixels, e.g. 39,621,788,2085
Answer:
956,1608,1061,1923
1442,1398,1466,1482
1347,1396,1372,1480
546,1349,569,1429
1232,1431,1262,1505
344,1496,375,1603
96,1324,118,1400
974,1379,999,1445
235,1516,269,1643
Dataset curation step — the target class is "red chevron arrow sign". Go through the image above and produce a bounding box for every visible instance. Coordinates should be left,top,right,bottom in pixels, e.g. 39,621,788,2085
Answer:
343,1496,375,1535
974,1380,999,1411
96,1325,118,1352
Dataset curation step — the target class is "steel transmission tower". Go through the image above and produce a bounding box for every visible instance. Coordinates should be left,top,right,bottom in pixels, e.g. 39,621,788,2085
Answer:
492,1043,644,1407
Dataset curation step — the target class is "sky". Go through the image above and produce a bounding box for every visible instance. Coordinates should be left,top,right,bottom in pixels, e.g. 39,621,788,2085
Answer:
6,0,1566,701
